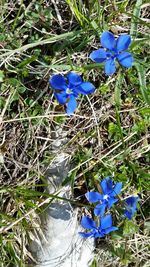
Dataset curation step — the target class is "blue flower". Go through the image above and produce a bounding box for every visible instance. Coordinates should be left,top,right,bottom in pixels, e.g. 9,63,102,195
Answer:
85,177,122,216
79,215,118,238
49,72,95,114
89,31,133,75
124,196,139,220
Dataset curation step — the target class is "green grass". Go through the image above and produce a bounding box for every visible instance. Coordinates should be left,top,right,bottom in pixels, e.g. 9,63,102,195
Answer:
0,0,150,266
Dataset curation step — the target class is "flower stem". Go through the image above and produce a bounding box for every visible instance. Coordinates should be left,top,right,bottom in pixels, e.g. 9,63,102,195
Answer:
114,71,126,150
115,106,125,149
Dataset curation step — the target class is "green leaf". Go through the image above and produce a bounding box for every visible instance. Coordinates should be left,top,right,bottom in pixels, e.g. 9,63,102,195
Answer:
114,71,123,107
17,86,26,94
11,91,20,102
90,259,97,267
0,30,81,58
90,21,101,35
111,232,123,240
0,70,4,82
0,96,5,109
8,78,19,86
144,222,150,232
139,107,150,115
134,62,150,105
130,0,142,38
82,63,103,70
17,56,37,68
123,220,138,236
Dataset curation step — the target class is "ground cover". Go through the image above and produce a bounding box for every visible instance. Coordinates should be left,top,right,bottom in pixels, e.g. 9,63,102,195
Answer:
0,1,150,266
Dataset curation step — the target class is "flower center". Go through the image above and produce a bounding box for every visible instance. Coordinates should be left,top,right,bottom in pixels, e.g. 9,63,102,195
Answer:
66,88,72,94
103,194,109,200
107,49,118,59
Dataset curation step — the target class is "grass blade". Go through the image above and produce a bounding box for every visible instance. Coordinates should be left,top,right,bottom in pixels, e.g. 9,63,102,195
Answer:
0,30,81,59
130,0,142,38
134,62,150,105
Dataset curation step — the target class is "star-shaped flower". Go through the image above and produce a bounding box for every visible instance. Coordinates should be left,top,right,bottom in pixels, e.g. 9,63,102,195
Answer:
49,72,95,114
89,31,133,75
79,215,118,238
124,196,139,220
85,177,122,216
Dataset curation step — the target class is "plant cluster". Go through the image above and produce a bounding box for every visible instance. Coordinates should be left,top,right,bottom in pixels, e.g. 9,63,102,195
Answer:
49,31,140,240
49,31,134,114
79,177,138,238
0,1,149,266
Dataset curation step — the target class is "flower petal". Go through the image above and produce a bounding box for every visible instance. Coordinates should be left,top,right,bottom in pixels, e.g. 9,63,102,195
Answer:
66,95,77,114
111,182,122,196
67,72,82,86
105,226,118,234
100,31,116,50
117,52,133,68
105,58,116,75
100,177,113,195
85,191,102,203
116,34,131,52
124,196,138,219
94,231,103,238
79,231,93,238
125,196,138,207
124,210,134,220
76,82,95,95
49,74,67,90
101,215,112,229
54,92,67,104
80,216,96,229
89,48,107,63
107,197,118,208
94,203,106,216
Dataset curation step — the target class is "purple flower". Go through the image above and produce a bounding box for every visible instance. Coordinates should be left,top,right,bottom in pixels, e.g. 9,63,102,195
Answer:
89,31,133,75
124,196,139,220
79,215,118,238
49,72,95,114
85,177,122,216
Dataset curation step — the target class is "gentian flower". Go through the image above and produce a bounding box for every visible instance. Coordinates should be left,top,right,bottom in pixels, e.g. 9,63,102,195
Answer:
49,72,95,114
124,196,139,220
89,31,133,75
85,177,122,216
79,215,118,238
